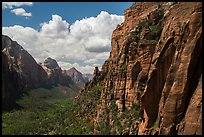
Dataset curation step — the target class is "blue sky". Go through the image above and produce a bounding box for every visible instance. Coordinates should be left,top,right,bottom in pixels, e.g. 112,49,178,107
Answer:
3,2,133,30
2,2,134,74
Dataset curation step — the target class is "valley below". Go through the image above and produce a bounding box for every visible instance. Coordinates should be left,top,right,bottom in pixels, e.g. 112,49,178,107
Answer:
3,86,74,135
2,85,91,135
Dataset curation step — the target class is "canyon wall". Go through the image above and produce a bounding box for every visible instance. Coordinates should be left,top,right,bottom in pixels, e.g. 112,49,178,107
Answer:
76,2,202,135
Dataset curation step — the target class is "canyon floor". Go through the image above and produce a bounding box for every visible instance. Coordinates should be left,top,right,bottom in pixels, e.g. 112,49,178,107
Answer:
2,85,89,135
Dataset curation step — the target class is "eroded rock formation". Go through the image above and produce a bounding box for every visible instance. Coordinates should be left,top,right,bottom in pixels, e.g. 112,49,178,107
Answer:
76,2,202,135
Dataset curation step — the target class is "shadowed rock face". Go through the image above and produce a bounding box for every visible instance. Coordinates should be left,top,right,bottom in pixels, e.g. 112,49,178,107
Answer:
2,35,80,110
75,2,202,135
44,57,60,69
2,35,49,110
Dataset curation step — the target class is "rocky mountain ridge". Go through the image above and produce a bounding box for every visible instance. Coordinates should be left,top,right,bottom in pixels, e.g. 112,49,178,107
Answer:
2,35,85,110
2,35,49,110
74,2,202,135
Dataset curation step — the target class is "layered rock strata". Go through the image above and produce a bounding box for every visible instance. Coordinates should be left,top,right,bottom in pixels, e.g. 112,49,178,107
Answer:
78,2,202,135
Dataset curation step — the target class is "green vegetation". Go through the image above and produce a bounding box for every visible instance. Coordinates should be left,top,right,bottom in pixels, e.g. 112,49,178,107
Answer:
122,104,140,119
153,118,160,129
110,103,140,135
133,42,139,49
2,83,103,135
120,63,127,73
182,21,187,28
149,25,159,33
2,86,74,135
2,4,169,136
138,19,152,31
139,39,158,44
125,28,139,47
2,75,142,135
157,5,164,20
70,80,104,134
110,99,118,114
137,5,164,45
181,117,186,125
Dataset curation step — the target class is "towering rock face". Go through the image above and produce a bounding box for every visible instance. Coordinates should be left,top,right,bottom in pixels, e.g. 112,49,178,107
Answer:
137,2,202,135
77,2,202,135
2,35,80,110
66,67,88,88
2,35,49,110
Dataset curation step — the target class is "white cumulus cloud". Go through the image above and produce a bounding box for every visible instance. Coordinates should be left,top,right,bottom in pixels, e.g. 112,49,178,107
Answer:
40,15,69,38
2,11,124,74
11,8,32,17
2,2,33,9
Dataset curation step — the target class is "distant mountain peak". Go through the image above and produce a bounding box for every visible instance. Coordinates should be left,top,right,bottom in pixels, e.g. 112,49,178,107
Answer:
66,67,89,88
44,57,60,69
67,67,82,76
70,67,77,71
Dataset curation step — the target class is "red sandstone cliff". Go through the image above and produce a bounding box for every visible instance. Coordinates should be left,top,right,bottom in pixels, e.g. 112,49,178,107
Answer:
76,2,202,135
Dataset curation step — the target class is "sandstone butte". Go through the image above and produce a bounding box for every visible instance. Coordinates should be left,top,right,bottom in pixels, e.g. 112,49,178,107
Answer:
74,2,202,135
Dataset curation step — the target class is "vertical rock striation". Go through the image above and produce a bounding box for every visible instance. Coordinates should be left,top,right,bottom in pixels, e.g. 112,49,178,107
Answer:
76,2,202,135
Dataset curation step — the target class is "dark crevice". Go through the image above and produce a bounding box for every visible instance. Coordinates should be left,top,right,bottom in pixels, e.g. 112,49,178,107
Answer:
141,37,176,128
131,62,142,88
176,33,202,125
145,43,156,87
159,35,186,119
156,37,174,67
121,44,129,111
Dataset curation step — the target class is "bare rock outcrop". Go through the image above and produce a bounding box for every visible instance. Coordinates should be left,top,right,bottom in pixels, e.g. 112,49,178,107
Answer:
80,2,202,135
